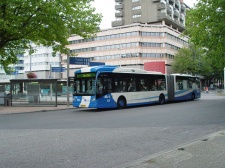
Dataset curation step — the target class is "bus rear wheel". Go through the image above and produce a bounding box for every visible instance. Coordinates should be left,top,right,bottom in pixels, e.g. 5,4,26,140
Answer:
159,94,165,105
117,97,126,109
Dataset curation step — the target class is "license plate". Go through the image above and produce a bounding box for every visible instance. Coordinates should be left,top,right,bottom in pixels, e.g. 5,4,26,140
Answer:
80,104,86,107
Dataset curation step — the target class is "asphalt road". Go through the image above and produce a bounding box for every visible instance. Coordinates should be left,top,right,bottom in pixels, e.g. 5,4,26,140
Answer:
0,98,225,168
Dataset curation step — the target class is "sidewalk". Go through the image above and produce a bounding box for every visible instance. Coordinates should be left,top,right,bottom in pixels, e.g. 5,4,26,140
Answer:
0,105,74,115
122,130,225,168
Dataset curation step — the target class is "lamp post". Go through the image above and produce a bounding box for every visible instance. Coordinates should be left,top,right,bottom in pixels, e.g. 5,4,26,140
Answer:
224,67,225,93
118,48,121,67
67,53,70,106
30,54,32,72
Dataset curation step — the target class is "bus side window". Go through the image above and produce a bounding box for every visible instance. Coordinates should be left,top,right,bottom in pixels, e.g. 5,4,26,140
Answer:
97,82,103,94
159,81,166,90
108,79,112,92
82,81,86,92
116,81,125,92
75,81,80,93
122,81,128,92
178,82,183,90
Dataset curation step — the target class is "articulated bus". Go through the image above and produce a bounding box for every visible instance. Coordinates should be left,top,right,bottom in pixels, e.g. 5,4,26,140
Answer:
73,65,201,109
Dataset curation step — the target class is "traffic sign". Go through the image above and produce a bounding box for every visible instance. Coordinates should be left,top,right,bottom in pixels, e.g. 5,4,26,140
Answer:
89,62,105,66
51,67,65,72
69,57,90,65
10,71,19,75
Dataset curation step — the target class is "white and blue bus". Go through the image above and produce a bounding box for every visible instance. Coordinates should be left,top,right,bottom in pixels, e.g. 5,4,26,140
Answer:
73,65,201,109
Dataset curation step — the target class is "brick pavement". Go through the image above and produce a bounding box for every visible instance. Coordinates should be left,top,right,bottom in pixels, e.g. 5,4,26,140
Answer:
122,130,225,168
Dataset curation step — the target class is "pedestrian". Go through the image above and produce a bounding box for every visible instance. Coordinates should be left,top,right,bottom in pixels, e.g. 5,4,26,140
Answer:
205,86,209,93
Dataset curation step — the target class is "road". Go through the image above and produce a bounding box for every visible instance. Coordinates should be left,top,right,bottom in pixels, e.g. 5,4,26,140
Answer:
0,97,225,168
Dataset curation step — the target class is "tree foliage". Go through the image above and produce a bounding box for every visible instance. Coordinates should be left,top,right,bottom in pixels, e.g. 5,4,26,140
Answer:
185,0,225,75
172,44,212,76
0,0,102,73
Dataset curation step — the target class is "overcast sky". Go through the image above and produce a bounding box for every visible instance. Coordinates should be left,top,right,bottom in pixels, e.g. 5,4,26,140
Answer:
91,0,197,29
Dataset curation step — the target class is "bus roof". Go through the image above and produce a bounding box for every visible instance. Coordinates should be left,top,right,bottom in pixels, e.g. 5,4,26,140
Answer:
171,74,198,77
75,65,163,75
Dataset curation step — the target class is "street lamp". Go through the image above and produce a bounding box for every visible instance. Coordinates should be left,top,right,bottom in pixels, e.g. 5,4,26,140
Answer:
67,53,70,106
224,67,225,93
118,48,122,67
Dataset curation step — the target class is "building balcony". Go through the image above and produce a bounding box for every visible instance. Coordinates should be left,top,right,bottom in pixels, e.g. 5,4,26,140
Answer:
115,11,123,17
169,0,174,5
132,17,141,23
152,0,160,2
174,0,180,10
167,5,172,14
132,1,141,6
112,20,124,27
157,11,185,32
180,14,185,21
115,4,123,10
174,18,180,24
157,11,169,20
157,2,166,10
181,4,186,13
132,9,141,15
173,9,179,18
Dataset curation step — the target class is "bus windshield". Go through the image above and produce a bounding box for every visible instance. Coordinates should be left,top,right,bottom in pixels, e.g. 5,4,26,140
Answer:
74,72,96,95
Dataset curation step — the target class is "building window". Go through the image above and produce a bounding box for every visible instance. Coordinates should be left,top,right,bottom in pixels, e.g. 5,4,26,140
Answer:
132,0,139,2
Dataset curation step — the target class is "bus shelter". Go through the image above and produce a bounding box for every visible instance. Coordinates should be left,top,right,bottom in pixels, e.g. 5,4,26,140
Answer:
0,82,10,106
9,79,58,107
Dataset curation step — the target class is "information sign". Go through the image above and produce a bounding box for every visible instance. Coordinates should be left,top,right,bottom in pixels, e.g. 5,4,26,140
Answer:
51,67,65,72
69,57,90,65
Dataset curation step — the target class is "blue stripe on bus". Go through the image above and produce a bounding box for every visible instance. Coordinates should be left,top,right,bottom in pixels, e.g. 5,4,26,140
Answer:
73,93,170,109
174,90,201,101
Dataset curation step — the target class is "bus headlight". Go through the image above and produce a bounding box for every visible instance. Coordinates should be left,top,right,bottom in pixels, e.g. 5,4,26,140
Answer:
91,98,96,101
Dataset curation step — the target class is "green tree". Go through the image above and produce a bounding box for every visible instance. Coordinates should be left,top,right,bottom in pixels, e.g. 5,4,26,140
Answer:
185,0,225,74
0,0,102,73
172,45,212,76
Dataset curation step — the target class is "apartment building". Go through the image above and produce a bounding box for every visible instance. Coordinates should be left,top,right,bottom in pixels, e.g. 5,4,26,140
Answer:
112,0,188,32
62,23,189,78
61,0,189,78
23,43,61,79
0,54,25,82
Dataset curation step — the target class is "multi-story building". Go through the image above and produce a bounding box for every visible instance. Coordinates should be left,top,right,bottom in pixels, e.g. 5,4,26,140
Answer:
62,23,189,78
0,44,62,81
61,0,190,78
24,43,61,79
0,54,25,82
112,0,188,32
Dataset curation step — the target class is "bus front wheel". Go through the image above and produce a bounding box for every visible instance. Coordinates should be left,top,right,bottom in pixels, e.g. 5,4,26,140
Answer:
159,94,165,105
117,97,126,109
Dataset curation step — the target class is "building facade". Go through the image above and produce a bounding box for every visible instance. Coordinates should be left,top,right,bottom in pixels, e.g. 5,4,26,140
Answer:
0,54,25,82
23,43,62,79
112,0,188,32
62,23,189,78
